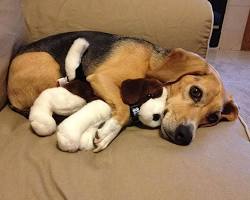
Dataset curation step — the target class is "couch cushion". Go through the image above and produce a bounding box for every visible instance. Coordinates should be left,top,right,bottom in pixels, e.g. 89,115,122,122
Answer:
0,0,26,109
22,0,212,57
0,106,249,200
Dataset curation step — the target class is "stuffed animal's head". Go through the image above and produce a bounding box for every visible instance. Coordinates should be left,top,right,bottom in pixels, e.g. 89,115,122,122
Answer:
121,78,167,128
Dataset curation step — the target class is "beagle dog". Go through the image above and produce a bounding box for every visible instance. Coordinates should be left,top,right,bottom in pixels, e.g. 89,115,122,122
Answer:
8,31,238,151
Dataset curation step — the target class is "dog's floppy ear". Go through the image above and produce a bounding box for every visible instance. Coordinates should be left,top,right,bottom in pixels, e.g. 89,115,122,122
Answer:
147,48,209,83
121,78,163,105
221,95,238,121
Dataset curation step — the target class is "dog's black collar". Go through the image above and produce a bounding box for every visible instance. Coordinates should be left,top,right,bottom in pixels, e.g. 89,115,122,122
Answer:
130,105,140,122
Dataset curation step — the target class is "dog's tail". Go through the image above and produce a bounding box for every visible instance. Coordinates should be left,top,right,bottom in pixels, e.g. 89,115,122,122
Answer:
65,38,90,81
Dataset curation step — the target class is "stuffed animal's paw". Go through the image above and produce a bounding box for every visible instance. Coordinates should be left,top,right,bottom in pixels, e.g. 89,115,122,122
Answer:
30,116,56,136
57,132,79,152
79,127,97,151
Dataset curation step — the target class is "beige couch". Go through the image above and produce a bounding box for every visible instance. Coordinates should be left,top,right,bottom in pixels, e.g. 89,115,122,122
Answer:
1,0,250,199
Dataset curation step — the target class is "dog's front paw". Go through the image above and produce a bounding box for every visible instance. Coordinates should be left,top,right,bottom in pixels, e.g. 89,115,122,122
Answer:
57,132,79,152
93,118,121,152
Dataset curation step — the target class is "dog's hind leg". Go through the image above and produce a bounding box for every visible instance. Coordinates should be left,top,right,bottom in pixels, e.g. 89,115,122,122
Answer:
8,52,61,111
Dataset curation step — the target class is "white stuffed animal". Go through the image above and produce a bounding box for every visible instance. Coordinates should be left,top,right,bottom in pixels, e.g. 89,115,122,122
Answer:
29,87,86,136
29,79,167,152
57,99,112,152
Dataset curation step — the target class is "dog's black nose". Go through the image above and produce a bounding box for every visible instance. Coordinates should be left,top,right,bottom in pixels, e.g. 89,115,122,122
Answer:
173,124,193,146
153,114,161,121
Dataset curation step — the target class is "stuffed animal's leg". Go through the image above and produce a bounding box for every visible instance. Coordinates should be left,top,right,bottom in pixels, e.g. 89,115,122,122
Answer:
87,74,130,152
29,87,86,136
50,88,86,116
57,100,112,152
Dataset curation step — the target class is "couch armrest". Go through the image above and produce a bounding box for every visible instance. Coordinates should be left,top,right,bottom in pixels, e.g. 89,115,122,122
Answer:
0,0,26,109
22,0,213,57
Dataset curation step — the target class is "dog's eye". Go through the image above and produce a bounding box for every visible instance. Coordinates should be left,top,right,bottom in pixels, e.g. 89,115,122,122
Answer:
207,113,219,124
189,86,202,102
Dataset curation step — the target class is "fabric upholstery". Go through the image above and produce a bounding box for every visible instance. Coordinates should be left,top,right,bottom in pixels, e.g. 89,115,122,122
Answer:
22,0,213,57
0,106,249,200
0,0,26,109
0,0,212,106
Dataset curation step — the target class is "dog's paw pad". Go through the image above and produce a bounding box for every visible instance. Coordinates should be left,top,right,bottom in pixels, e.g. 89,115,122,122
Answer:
93,135,112,153
95,132,100,139
94,137,101,144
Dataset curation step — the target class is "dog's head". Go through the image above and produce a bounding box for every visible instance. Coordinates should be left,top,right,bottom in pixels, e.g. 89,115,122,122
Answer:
121,78,167,128
147,48,238,145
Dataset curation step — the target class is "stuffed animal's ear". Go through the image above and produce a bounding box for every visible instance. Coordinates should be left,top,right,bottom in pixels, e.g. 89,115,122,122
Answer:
221,95,239,121
121,78,163,105
147,48,209,83
64,79,97,102
121,79,145,105
144,79,163,98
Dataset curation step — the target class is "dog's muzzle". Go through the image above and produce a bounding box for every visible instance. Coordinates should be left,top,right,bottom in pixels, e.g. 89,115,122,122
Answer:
161,124,194,146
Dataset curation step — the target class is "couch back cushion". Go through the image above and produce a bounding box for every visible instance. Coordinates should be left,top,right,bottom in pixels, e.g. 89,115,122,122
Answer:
22,0,212,57
0,0,212,108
